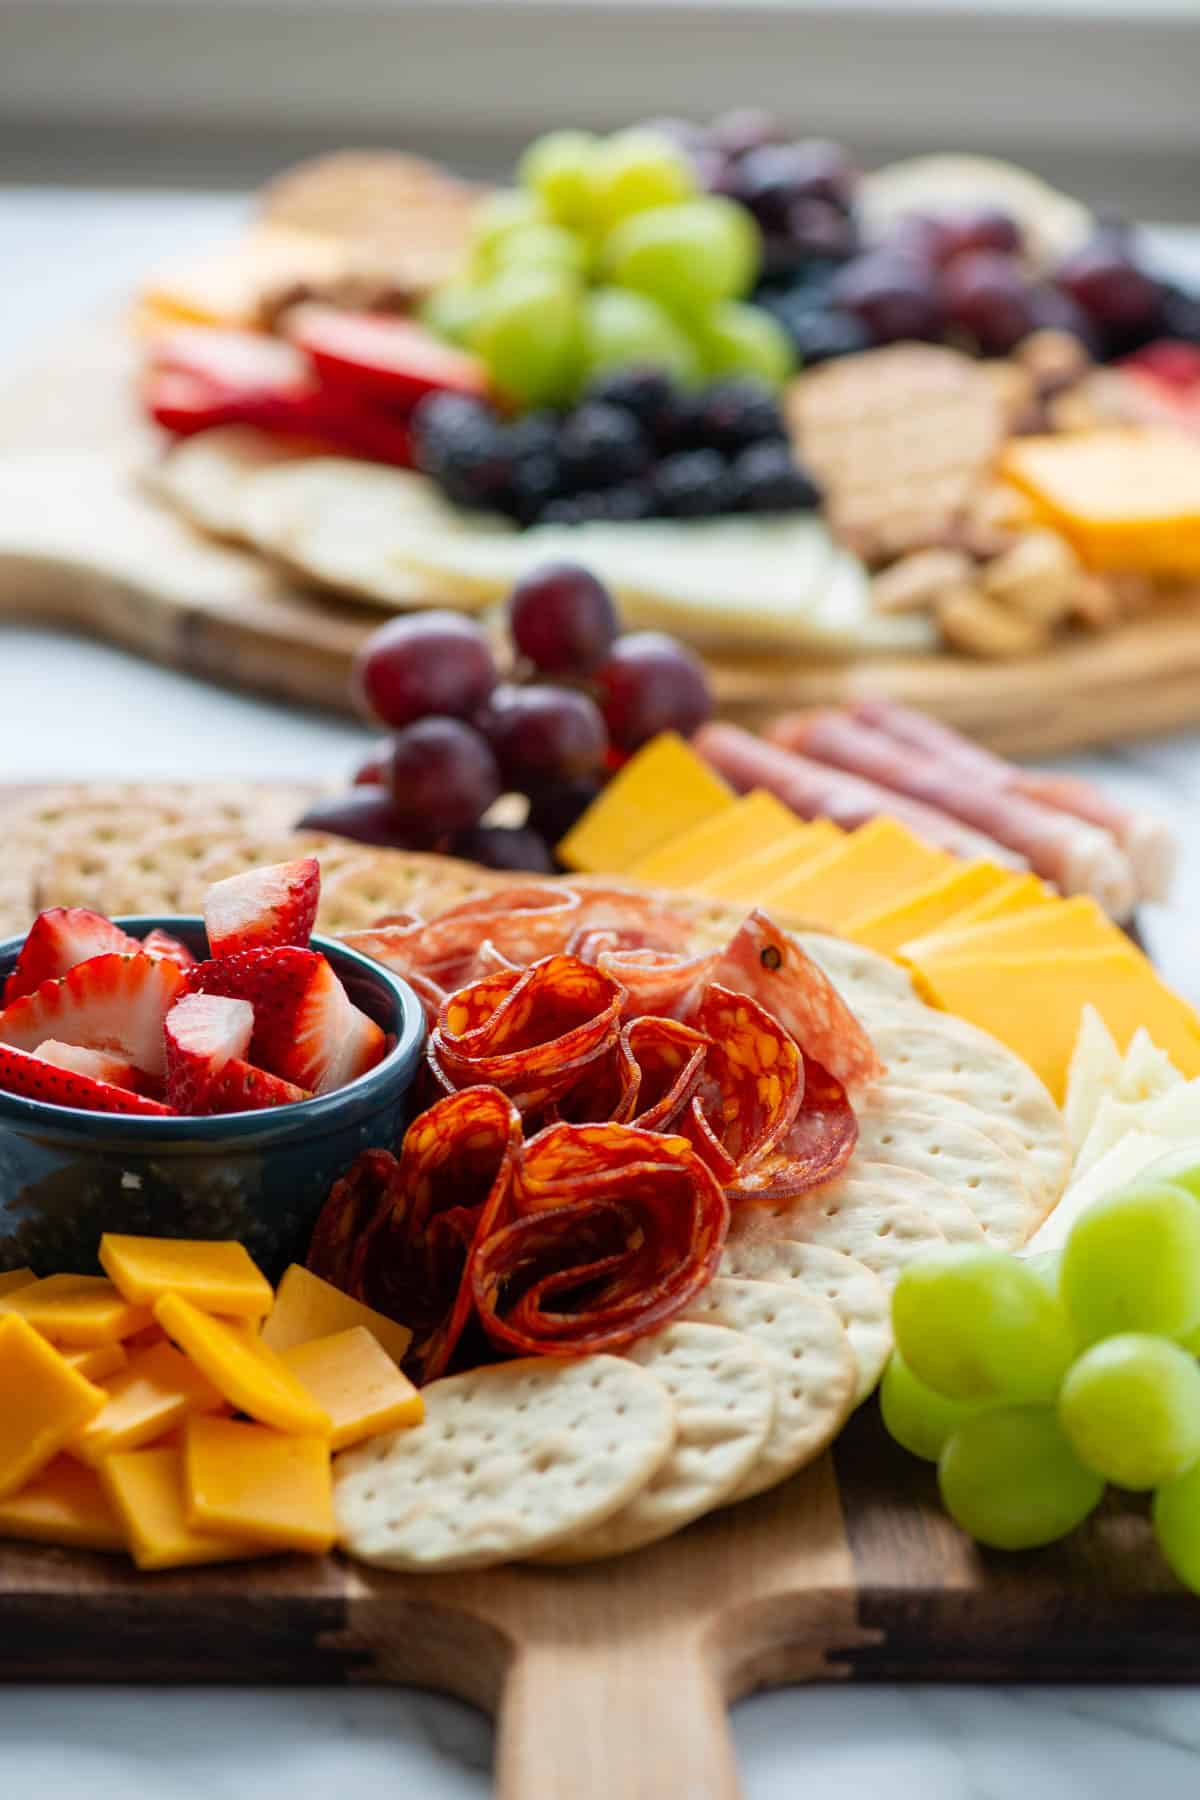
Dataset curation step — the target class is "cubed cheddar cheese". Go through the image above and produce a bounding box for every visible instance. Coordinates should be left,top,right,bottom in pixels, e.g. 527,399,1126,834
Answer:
627,790,797,888
0,1456,126,1552
0,1316,107,1498
64,1342,129,1383
71,1339,227,1467
694,819,843,903
99,1234,273,1319
281,1328,423,1450
260,1264,412,1367
155,1293,332,1436
183,1416,336,1554
757,817,954,928
846,861,1013,955
903,893,1117,981
557,733,734,873
0,1275,152,1346
1000,430,1200,574
100,1446,261,1572
0,1269,36,1299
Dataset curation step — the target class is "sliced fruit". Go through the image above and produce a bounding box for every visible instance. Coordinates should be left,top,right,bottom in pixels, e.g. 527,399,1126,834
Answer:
4,908,140,1004
140,928,197,971
0,1044,176,1116
178,1055,309,1115
191,946,384,1094
203,856,321,958
285,306,490,408
33,1039,156,1096
164,993,255,1113
0,953,185,1078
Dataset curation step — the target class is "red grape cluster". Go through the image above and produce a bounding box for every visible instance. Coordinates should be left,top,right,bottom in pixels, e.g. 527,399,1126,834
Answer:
299,565,715,869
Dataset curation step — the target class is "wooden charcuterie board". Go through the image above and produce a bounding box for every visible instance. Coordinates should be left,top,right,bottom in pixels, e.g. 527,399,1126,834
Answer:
5,324,1200,756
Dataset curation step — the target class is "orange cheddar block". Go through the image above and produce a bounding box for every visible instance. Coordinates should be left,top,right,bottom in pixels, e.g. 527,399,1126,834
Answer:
260,1265,413,1367
155,1294,332,1436
100,1235,273,1319
904,893,1118,976
0,1456,126,1552
72,1339,227,1467
0,1269,36,1299
0,1275,152,1346
100,1446,261,1571
0,1315,107,1498
694,820,843,903
1000,430,1200,574
757,817,954,928
184,1416,336,1554
846,861,1012,955
628,790,798,888
281,1328,423,1451
64,1342,129,1383
932,870,1054,934
557,732,734,873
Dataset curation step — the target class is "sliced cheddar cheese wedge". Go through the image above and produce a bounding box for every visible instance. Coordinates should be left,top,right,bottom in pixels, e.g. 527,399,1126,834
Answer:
0,1456,126,1552
904,893,1117,976
183,1416,336,1555
260,1264,413,1367
756,817,955,930
558,732,734,874
628,790,797,887
100,1235,274,1320
694,819,843,903
0,1269,36,1300
936,870,1054,933
846,860,1013,955
0,1275,152,1347
72,1340,227,1467
280,1327,423,1451
101,1445,261,1572
154,1294,332,1437
0,1316,107,1499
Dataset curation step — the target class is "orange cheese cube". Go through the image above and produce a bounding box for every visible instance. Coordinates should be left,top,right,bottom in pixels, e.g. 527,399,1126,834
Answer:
0,1315,107,1497
184,1416,336,1553
757,817,954,927
694,820,843,903
99,1235,274,1319
72,1339,227,1467
154,1293,332,1436
64,1342,129,1383
100,1445,262,1571
0,1275,152,1346
281,1327,423,1450
260,1265,413,1367
1001,430,1200,574
0,1455,126,1552
0,1269,36,1299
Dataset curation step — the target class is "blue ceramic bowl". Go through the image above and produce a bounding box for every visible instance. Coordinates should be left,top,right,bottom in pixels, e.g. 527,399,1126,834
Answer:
0,917,426,1282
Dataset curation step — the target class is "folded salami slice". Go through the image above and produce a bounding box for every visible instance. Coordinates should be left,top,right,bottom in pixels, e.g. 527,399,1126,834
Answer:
554,1016,711,1131
342,914,447,1026
471,1121,729,1356
727,1054,858,1203
680,984,803,1180
396,884,583,989
596,945,718,1019
307,1147,403,1292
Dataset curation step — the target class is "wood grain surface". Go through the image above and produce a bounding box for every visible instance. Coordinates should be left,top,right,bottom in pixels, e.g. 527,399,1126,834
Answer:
4,324,1200,754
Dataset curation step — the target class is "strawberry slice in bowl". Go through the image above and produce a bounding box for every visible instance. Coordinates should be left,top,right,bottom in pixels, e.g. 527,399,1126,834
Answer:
0,953,185,1077
140,928,197,972
0,1044,176,1116
34,1039,159,1097
203,857,321,959
164,991,311,1115
191,945,386,1095
4,907,141,1004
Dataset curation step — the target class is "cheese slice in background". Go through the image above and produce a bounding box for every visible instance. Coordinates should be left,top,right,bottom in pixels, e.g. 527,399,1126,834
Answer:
938,871,1054,933
1026,1130,1179,1255
694,819,843,902
846,860,1010,955
557,732,734,873
1000,430,1200,575
757,817,955,929
903,893,1119,978
1072,1080,1200,1181
136,226,348,331
628,790,797,887
1063,1003,1125,1152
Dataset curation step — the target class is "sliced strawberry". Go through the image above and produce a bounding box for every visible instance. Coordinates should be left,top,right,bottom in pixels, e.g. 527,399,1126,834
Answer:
203,857,321,959
285,306,490,410
187,1057,310,1115
0,954,185,1078
5,908,141,1004
0,1044,175,1116
34,1039,158,1096
164,992,255,1114
191,946,385,1094
148,325,309,394
140,928,197,971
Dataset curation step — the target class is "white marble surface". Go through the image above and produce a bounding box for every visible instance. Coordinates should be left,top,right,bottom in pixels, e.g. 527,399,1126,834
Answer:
4,184,1200,1796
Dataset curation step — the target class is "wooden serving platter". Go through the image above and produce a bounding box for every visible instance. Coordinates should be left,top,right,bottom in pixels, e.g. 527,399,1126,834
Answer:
6,325,1200,756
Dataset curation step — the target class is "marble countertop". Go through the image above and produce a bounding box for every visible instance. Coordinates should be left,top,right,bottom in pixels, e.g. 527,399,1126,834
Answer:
3,184,1200,1797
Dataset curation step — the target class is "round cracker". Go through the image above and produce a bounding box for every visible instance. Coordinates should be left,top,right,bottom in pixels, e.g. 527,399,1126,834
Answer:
732,1175,947,1288
537,1323,775,1562
718,1239,891,1405
860,1079,1026,1167
154,427,312,542
333,1355,675,1572
682,1277,855,1502
847,1153,984,1246
853,1106,1034,1250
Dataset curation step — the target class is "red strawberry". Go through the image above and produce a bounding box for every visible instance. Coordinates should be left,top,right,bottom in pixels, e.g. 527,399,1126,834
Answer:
140,928,197,971
191,946,385,1094
0,1044,175,1115
34,1039,158,1096
164,992,255,1114
203,857,321,959
0,953,185,1078
285,306,490,409
5,908,140,1004
186,1058,310,1115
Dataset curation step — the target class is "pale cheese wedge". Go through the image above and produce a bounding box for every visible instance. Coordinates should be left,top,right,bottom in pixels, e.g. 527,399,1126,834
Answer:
1026,1131,1179,1255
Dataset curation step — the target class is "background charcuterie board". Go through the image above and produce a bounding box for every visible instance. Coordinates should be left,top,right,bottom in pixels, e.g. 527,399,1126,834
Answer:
6,325,1200,756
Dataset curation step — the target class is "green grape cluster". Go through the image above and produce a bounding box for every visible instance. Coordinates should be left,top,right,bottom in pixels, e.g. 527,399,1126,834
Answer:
424,127,794,408
881,1156,1200,1585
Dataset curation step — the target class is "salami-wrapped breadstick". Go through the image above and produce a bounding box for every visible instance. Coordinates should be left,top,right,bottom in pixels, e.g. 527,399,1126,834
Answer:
771,709,1137,920
693,722,1023,865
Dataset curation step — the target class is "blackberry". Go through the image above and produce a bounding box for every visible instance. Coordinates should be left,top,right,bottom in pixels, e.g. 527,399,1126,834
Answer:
558,402,648,490
411,392,512,510
691,378,786,453
594,481,657,522
731,440,823,513
584,366,679,431
654,449,736,518
539,491,615,526
509,448,564,526
782,307,871,364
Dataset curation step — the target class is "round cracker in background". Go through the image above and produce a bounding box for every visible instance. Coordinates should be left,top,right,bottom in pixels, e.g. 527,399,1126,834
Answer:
36,825,317,918
333,1355,675,1573
842,1153,985,1246
682,1277,855,1503
537,1322,775,1563
718,1239,891,1405
327,850,501,936
151,427,314,543
731,1174,947,1288
852,1107,1035,1250
859,1079,1026,1168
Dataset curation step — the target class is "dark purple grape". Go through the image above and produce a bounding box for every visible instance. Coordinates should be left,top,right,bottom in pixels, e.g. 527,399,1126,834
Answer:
942,252,1038,355
731,441,822,512
585,366,679,431
783,198,858,262
1162,285,1200,345
351,612,498,729
526,775,605,843
1055,234,1164,332
558,402,648,490
779,307,871,364
711,108,783,160
1026,284,1102,355
831,252,944,344
691,379,786,453
352,742,391,786
595,632,714,751
538,493,615,526
386,717,501,836
654,449,736,517
451,823,556,874
508,562,619,675
887,213,947,267
481,685,608,786
591,482,657,522
689,147,741,196
297,786,444,850
932,207,1022,265
737,142,855,231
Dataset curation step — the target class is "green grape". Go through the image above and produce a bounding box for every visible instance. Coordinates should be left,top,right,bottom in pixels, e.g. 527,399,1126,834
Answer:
891,1243,1075,1404
582,286,702,387
879,1351,984,1463
492,223,589,278
1058,1333,1200,1490
591,129,697,231
421,281,488,347
518,130,600,230
1060,1176,1200,1345
604,197,761,315
700,301,794,387
1152,1457,1200,1593
1022,1248,1063,1295
1137,1145,1200,1207
473,269,584,409
939,1406,1104,1550
471,189,547,273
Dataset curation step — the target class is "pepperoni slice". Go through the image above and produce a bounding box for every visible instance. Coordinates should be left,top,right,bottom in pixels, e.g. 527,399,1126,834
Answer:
342,915,447,1027
679,983,803,1181
401,884,582,988
550,1016,709,1130
596,945,716,1019
728,1053,858,1203
470,1121,729,1356
307,1148,403,1291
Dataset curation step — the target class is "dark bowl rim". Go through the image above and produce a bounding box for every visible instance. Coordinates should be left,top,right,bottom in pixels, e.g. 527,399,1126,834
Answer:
0,915,426,1140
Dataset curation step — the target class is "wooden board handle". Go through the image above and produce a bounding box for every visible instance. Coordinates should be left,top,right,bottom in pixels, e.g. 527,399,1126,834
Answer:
495,1634,742,1800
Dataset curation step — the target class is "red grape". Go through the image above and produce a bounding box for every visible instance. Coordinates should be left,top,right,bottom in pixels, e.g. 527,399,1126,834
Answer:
481,685,608,786
595,632,714,751
942,252,1038,354
387,718,501,836
508,562,620,676
931,207,1021,265
297,786,443,850
451,824,556,873
352,611,498,729
1055,235,1163,332
831,253,943,344
526,775,606,843
352,743,391,786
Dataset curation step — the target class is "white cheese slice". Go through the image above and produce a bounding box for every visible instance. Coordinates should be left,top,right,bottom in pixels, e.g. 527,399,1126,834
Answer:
1025,1130,1178,1255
